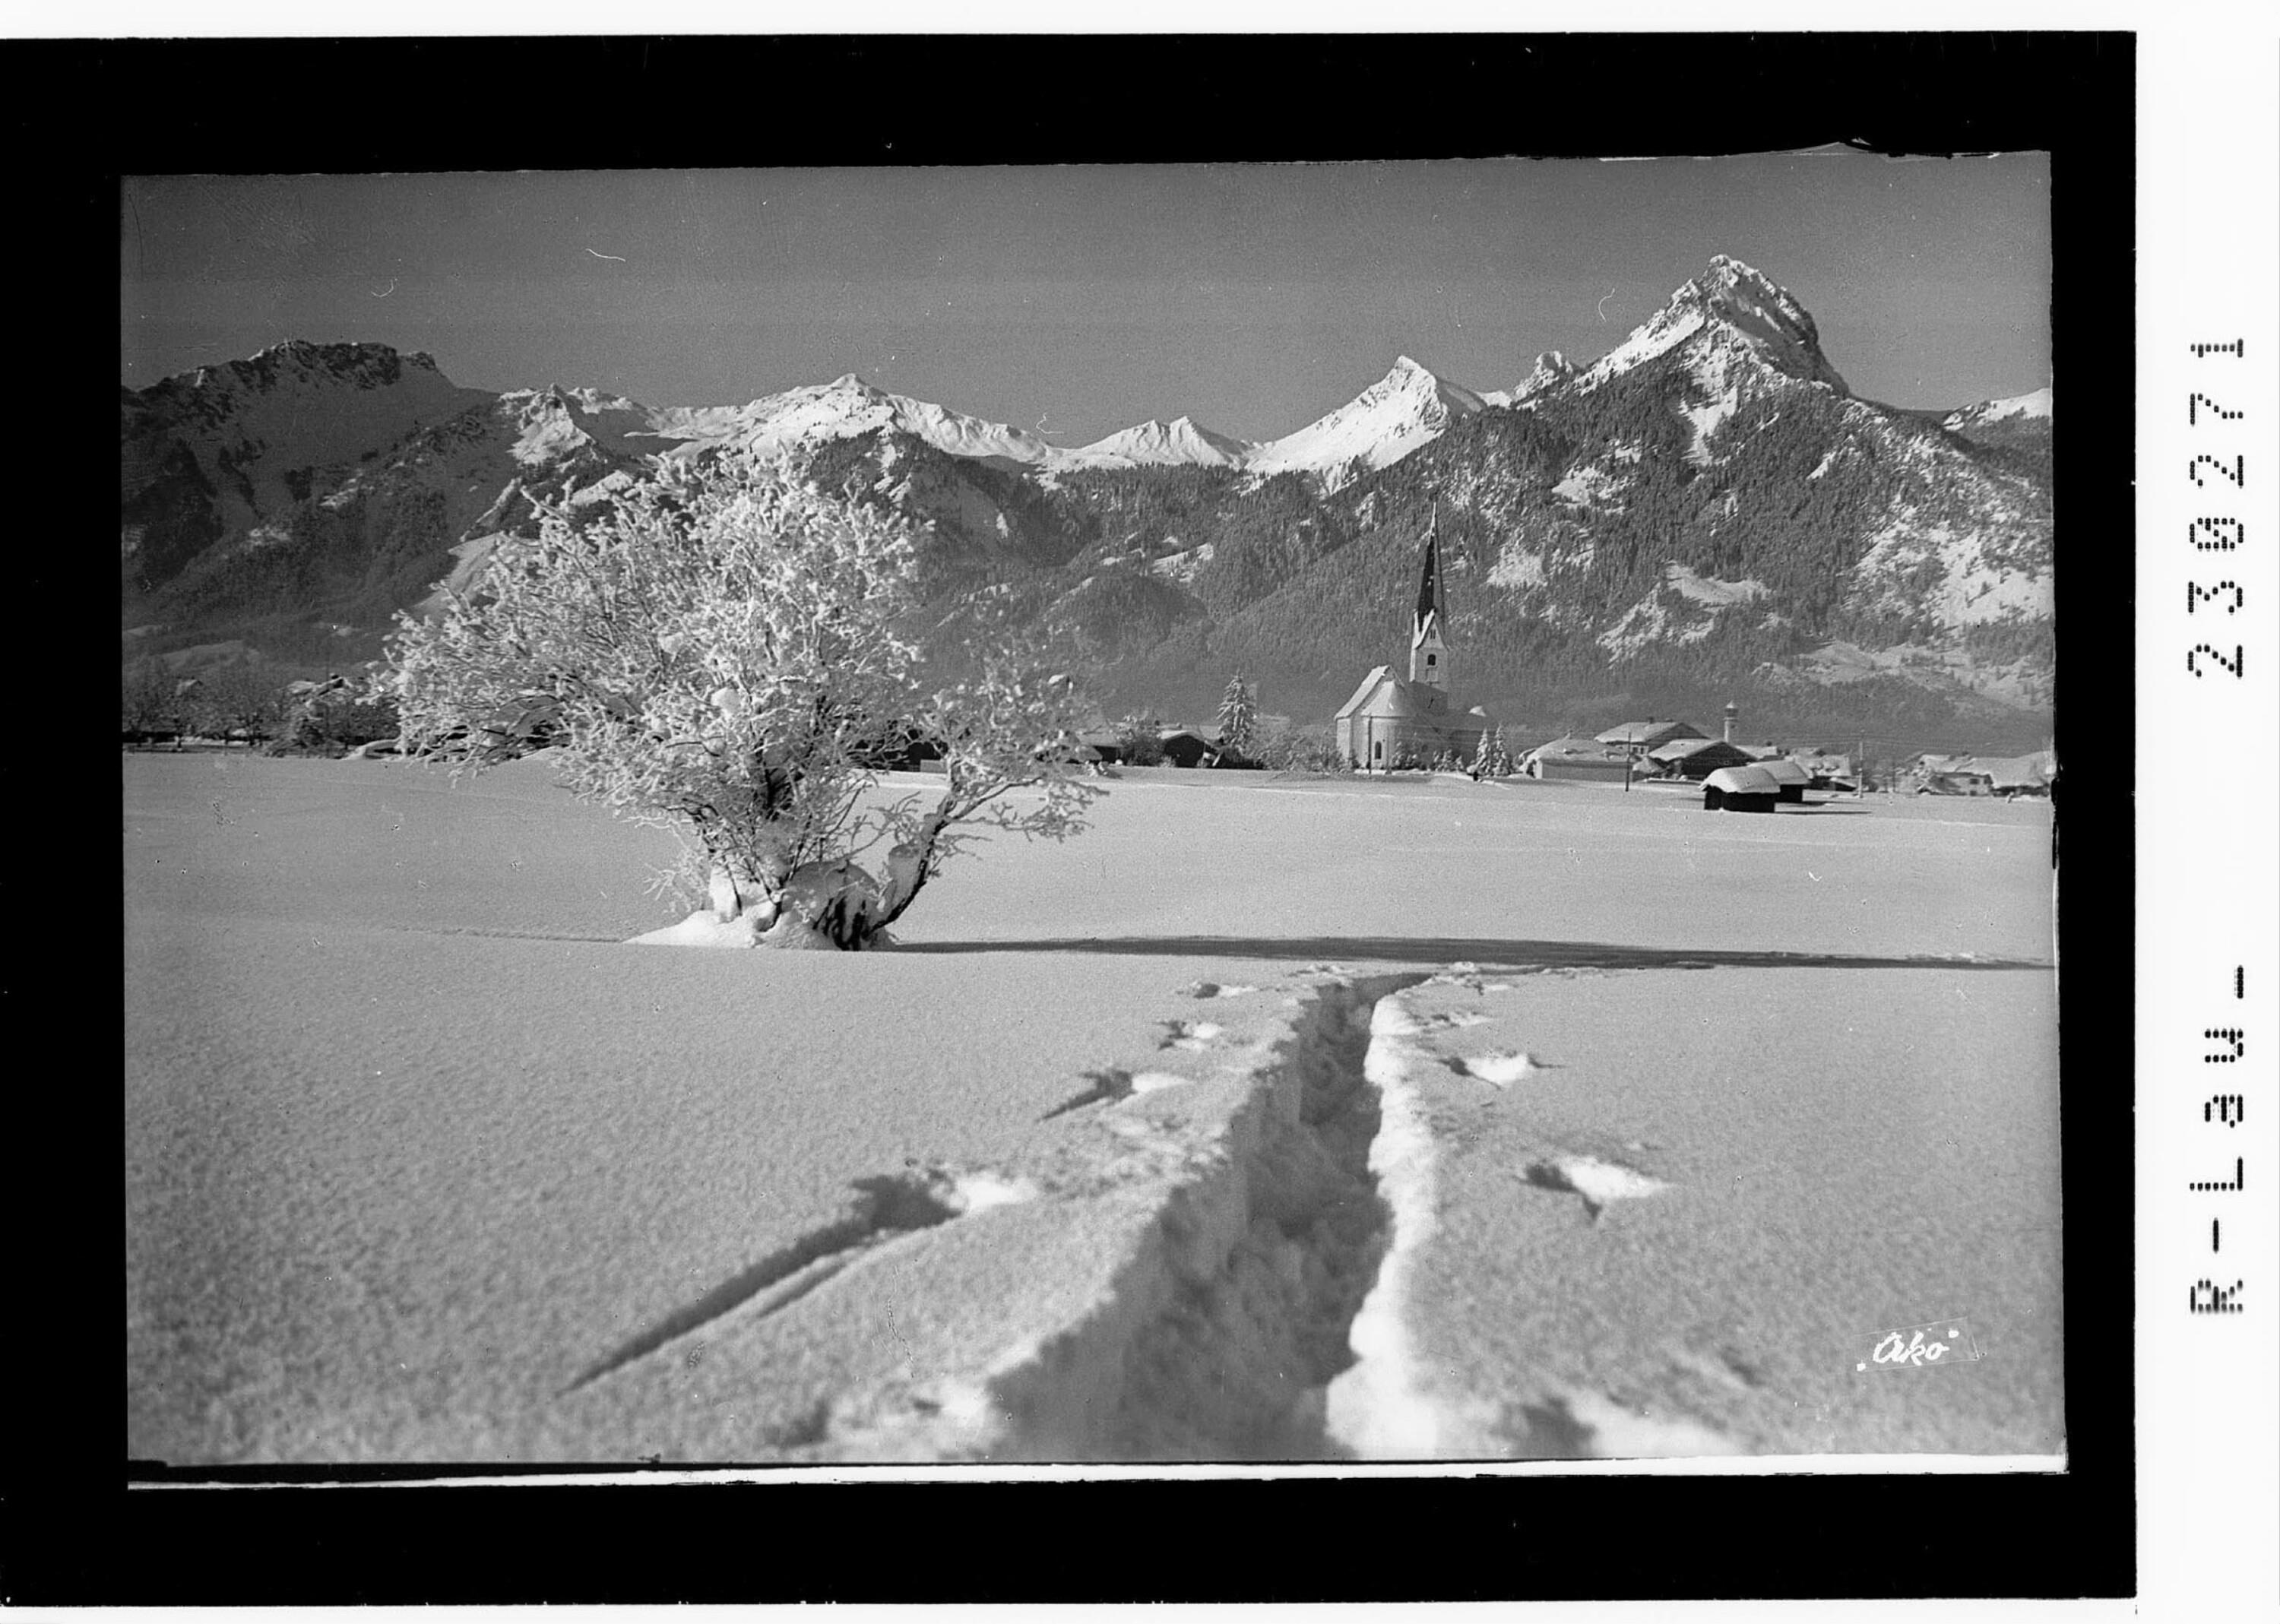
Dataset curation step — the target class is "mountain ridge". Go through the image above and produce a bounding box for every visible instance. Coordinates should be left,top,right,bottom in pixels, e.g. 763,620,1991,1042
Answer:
120,257,2054,746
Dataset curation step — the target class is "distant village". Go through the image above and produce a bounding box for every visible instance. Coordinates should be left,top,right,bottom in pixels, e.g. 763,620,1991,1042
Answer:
1072,521,2058,808
1074,703,2055,806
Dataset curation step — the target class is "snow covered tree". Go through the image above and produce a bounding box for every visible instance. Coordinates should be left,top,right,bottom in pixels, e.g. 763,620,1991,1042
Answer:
1471,725,1512,779
1114,713,1166,766
377,448,1100,950
1215,674,1259,758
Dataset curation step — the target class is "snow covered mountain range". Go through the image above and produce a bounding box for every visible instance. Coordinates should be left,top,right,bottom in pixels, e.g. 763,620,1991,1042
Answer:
122,257,2054,740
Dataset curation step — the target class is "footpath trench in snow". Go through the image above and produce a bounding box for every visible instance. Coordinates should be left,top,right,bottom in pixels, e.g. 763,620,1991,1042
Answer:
1321,989,1491,1455
947,968,1721,1463
841,971,1434,1461
714,967,1697,1463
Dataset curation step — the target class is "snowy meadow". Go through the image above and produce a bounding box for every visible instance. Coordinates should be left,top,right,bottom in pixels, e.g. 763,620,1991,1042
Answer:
125,753,2061,1464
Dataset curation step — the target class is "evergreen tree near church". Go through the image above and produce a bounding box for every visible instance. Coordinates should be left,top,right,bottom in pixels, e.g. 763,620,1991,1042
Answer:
1471,723,1514,779
1216,673,1259,758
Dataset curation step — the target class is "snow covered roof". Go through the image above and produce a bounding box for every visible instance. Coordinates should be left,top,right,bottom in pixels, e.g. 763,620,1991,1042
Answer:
1977,754,2053,789
1333,666,1396,720
1647,736,1748,762
1597,719,1706,746
1705,765,1781,795
1352,679,1435,720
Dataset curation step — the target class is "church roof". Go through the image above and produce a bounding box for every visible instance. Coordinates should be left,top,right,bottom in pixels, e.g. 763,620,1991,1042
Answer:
1334,665,1395,721
1337,669,1439,720
1334,668,1488,724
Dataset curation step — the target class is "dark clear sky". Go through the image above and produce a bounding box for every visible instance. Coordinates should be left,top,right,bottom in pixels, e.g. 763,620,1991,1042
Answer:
121,156,2049,443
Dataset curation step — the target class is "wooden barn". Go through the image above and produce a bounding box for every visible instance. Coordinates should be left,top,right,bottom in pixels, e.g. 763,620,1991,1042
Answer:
1157,728,1218,768
1756,756,1812,802
1703,763,1782,812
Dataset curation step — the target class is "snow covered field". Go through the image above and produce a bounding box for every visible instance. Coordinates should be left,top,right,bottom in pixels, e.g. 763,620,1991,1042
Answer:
125,754,2060,1465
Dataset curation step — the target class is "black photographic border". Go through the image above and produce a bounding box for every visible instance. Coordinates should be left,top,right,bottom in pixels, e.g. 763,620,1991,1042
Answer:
33,29,2132,1605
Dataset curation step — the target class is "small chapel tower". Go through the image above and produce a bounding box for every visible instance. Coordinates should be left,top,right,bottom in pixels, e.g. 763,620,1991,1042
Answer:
1408,514,1451,702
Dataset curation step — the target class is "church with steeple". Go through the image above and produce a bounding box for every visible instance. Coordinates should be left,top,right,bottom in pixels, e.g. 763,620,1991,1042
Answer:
1332,514,1500,770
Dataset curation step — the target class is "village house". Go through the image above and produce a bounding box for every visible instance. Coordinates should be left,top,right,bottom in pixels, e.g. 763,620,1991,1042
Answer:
1979,752,2057,796
1522,736,1632,781
1904,752,2054,796
1333,518,1499,770
1911,753,1995,795
1790,750,1858,791
1072,728,1127,765
1073,723,1261,771
1595,717,1708,753
1644,736,1758,780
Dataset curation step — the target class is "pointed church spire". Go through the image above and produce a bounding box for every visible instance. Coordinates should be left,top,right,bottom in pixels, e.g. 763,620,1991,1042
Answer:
1414,510,1443,636
1409,508,1450,695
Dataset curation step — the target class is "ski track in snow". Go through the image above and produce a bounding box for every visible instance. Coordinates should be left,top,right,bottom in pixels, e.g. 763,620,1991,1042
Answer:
1323,990,1499,1458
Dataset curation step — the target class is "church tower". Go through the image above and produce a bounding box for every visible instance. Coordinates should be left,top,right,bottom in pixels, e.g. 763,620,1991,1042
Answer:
1408,514,1450,703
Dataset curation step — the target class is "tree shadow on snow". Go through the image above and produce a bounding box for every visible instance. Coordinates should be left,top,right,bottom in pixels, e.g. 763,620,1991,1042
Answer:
892,935,2050,973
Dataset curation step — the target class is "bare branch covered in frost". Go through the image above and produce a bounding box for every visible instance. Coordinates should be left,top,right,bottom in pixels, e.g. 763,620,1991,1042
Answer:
376,447,1100,948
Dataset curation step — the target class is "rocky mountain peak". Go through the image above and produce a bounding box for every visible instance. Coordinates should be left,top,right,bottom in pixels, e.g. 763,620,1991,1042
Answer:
1577,256,1850,395
1677,256,1849,391
1378,356,1485,413
1243,356,1486,487
1525,349,1579,391
131,343,470,424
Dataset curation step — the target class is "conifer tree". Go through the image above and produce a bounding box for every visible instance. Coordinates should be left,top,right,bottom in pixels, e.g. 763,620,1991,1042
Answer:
1215,673,1259,758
